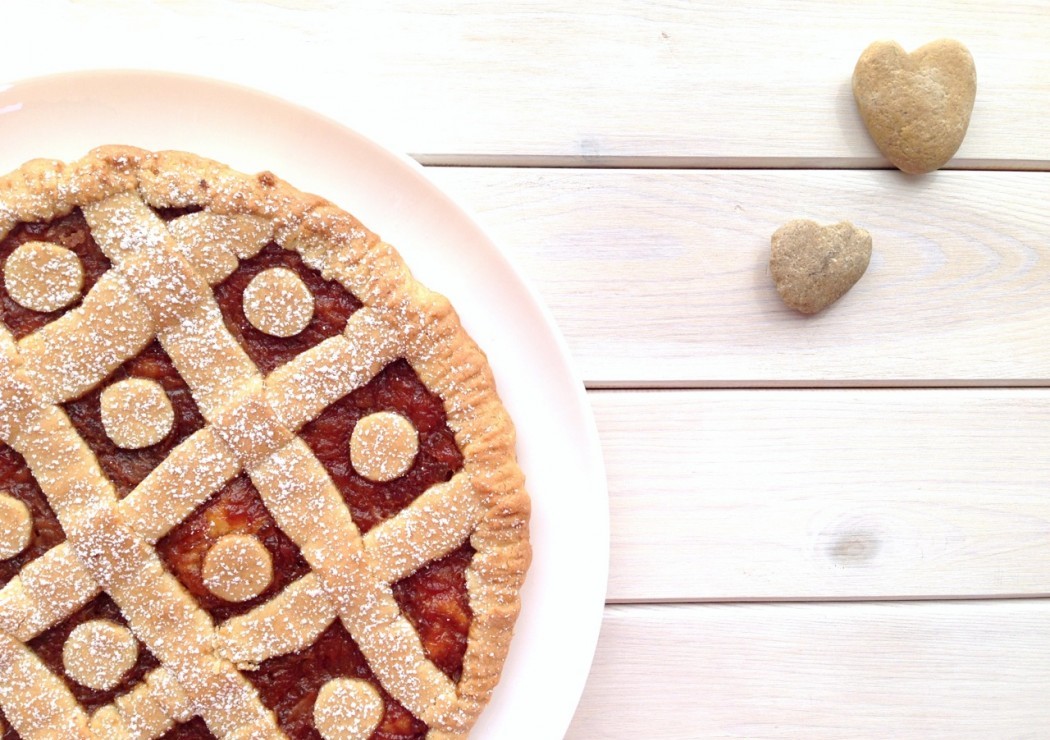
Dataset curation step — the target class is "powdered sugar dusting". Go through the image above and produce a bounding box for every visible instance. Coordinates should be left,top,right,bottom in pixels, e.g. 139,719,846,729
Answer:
349,411,418,483
100,378,175,450
313,677,384,740
242,267,314,338
61,619,138,691
4,241,83,313
0,146,528,739
201,534,273,603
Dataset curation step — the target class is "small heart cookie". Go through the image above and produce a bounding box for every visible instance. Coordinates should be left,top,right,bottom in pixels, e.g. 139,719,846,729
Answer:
852,39,976,174
770,220,872,314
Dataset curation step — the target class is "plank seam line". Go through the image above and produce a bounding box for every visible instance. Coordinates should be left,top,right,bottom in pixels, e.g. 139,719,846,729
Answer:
416,157,1050,172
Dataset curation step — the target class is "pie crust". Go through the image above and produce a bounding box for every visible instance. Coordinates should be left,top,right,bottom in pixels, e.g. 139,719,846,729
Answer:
99,378,176,450
0,494,32,561
4,240,84,313
201,533,274,603
0,146,530,739
61,619,139,692
241,267,314,338
350,411,420,483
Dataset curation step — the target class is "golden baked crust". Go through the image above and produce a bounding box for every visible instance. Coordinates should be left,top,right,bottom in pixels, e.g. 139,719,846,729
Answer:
0,146,530,739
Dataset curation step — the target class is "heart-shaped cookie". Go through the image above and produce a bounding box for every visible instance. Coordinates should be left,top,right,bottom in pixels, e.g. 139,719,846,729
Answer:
770,220,872,314
852,39,976,174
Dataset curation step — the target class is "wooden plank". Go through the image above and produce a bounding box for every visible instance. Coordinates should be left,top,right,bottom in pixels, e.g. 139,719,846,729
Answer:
4,1,1049,166
592,389,1050,602
566,601,1050,738
428,167,1050,386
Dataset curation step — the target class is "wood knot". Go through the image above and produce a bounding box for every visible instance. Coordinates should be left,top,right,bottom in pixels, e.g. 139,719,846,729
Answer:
828,528,882,566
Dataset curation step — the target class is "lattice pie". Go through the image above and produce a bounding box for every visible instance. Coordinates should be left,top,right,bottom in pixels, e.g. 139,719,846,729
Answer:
0,147,530,739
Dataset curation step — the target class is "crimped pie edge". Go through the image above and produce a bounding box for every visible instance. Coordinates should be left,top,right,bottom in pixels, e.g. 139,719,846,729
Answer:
0,145,531,739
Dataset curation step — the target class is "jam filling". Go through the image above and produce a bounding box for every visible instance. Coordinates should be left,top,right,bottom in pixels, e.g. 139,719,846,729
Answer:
0,443,65,589
213,242,362,374
300,359,465,534
0,214,475,739
150,357,472,738
26,594,160,712
156,474,311,623
247,620,427,740
64,341,207,498
0,209,111,340
154,206,204,222
0,596,166,740
392,543,474,683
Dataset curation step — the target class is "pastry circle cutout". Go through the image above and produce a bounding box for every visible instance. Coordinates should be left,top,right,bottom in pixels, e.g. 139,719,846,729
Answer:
202,533,274,602
314,677,385,740
62,619,139,691
349,411,419,482
4,241,84,313
100,378,175,450
242,266,315,337
0,146,531,738
0,492,32,560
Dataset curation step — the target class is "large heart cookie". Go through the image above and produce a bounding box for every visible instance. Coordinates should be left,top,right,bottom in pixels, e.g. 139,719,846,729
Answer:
770,220,872,314
852,39,976,174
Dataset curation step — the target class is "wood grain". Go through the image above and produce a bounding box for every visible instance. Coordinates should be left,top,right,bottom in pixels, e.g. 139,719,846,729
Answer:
4,1,1049,166
429,167,1050,386
4,4,1049,738
592,388,1050,602
567,601,1050,738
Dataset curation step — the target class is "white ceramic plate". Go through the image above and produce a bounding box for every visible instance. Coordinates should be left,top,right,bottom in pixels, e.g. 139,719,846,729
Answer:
0,70,608,740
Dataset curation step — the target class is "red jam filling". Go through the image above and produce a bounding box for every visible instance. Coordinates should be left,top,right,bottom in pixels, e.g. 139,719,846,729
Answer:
213,242,361,374
158,718,213,739
300,359,464,534
0,209,111,340
247,620,427,740
392,543,474,683
26,594,160,711
64,341,207,497
156,473,311,623
0,212,475,740
0,443,64,589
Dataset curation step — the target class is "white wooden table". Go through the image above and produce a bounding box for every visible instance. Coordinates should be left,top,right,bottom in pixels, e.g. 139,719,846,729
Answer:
5,1,1050,737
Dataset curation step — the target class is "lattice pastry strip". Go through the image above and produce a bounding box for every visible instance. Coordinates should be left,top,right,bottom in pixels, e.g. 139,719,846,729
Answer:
248,439,460,726
363,475,483,584
0,400,279,736
0,147,530,739
0,421,240,645
87,666,197,740
167,211,273,285
18,271,156,407
264,308,404,432
118,427,242,544
216,572,336,669
0,630,90,736
0,543,99,641
83,194,263,418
